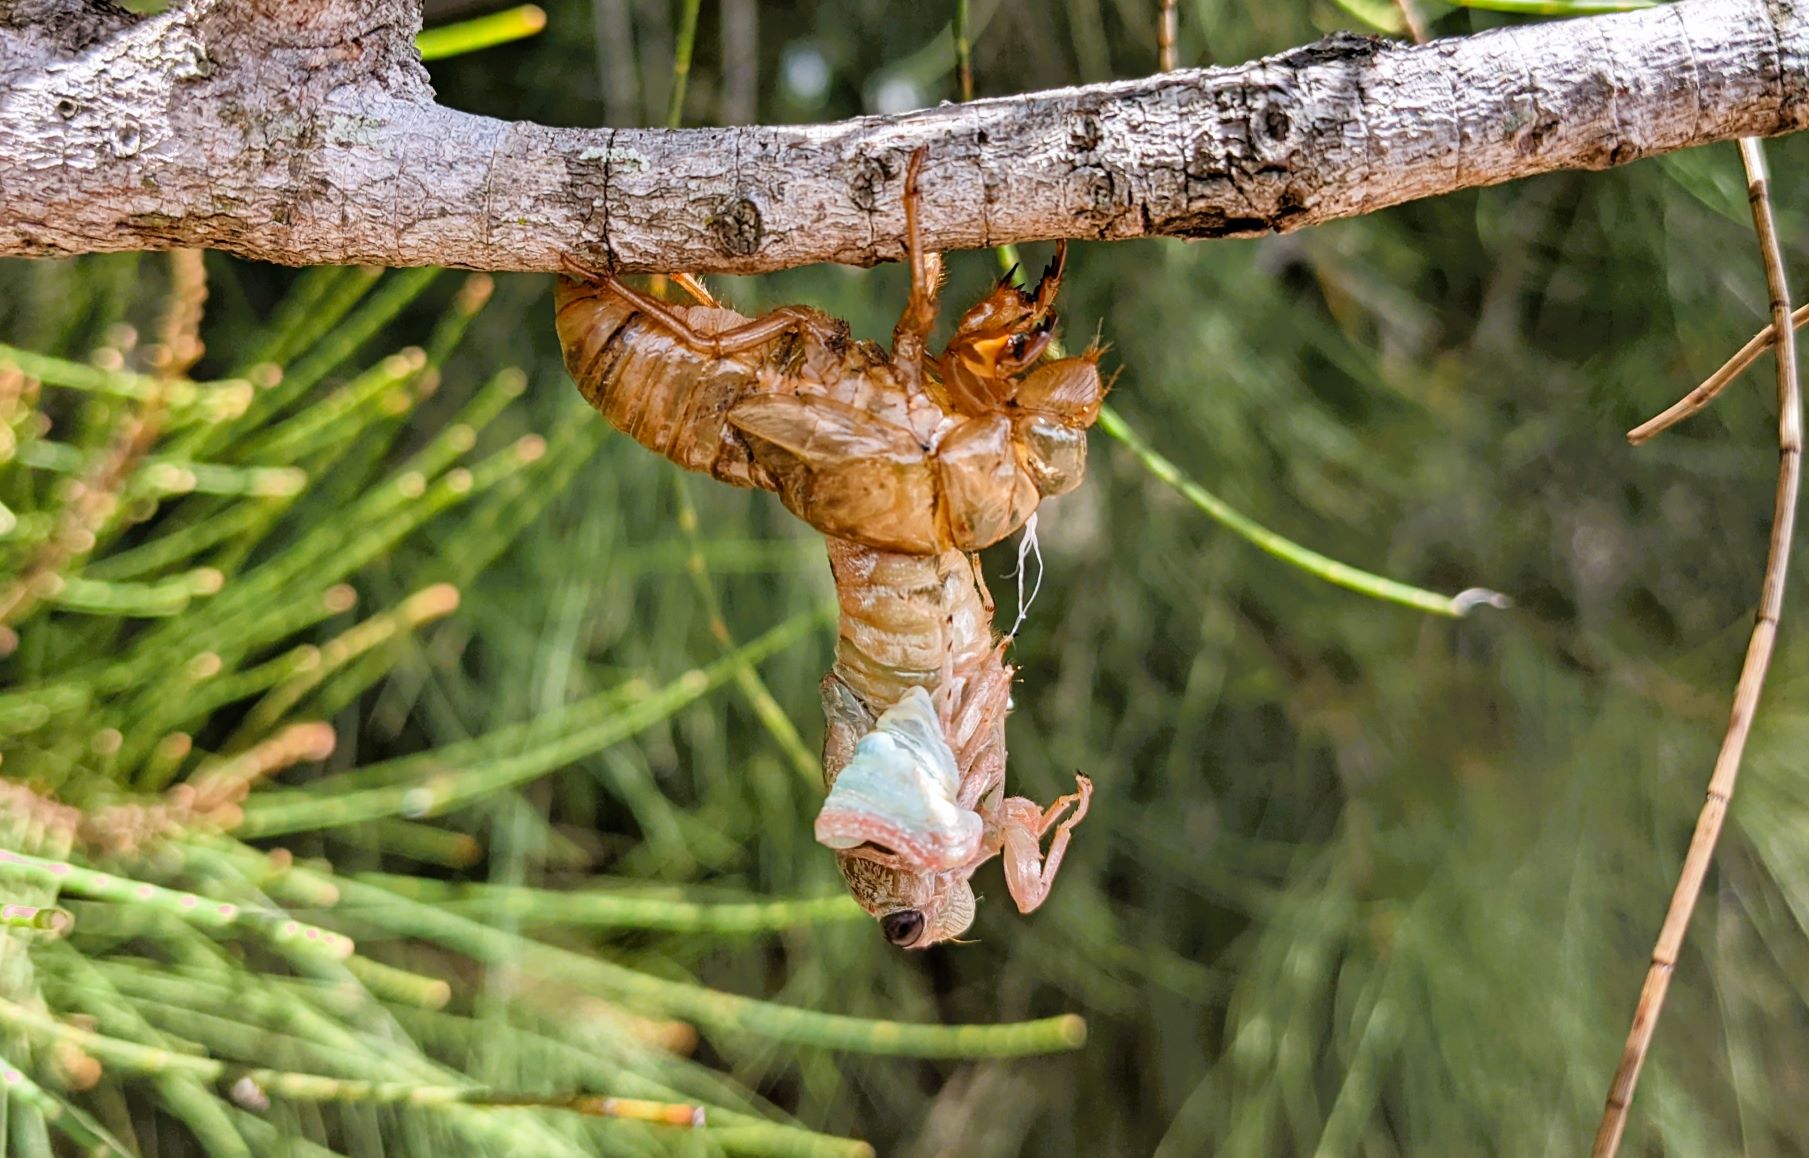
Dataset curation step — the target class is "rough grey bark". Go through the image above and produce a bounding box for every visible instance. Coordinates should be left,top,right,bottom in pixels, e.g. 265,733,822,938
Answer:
0,0,1805,274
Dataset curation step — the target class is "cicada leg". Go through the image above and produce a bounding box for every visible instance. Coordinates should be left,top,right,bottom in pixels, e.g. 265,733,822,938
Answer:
600,278,844,356
558,253,613,282
560,254,843,357
996,774,1092,914
891,147,946,392
1029,240,1067,319
948,644,1014,812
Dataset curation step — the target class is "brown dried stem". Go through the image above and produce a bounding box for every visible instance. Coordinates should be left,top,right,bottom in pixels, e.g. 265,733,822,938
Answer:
1157,0,1177,72
81,722,338,854
1626,302,1809,443
152,248,208,378
1594,137,1804,1156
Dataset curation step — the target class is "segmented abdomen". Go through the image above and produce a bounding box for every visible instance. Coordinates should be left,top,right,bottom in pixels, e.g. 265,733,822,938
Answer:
554,279,773,487
819,538,1010,794
826,540,994,707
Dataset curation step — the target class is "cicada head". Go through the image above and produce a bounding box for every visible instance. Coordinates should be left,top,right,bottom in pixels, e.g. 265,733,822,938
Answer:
952,243,1067,346
833,853,980,949
937,242,1070,412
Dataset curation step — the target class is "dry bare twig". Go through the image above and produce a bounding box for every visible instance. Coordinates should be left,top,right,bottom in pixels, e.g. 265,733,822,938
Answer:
1628,301,1809,442
1157,0,1177,72
1595,136,1804,1157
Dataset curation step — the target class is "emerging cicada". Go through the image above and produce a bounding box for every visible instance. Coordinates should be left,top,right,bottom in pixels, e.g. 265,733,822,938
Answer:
556,151,1100,947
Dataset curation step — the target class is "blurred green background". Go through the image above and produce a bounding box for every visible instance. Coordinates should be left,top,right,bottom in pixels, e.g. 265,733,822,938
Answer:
5,0,1809,1154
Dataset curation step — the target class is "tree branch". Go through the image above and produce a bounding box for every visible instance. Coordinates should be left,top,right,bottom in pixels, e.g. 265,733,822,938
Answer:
2,0,1805,274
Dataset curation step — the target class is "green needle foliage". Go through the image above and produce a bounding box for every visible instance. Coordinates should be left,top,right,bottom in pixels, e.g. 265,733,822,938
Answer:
8,3,1809,1157
0,249,1066,1156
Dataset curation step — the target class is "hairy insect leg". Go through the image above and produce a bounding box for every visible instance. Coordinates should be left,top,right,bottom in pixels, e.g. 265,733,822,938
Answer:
951,645,1008,765
1031,240,1068,313
892,147,945,388
931,562,1005,773
950,646,1014,812
997,774,1093,914
972,552,997,619
669,272,720,306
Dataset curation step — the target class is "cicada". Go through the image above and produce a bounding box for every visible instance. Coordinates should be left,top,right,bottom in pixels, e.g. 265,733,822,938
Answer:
556,150,1100,947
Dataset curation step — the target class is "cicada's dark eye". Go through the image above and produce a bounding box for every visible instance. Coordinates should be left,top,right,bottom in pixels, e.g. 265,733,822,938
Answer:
881,909,925,946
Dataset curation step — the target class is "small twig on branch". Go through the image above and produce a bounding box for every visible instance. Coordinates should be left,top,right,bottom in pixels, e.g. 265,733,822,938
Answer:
956,0,975,101
1157,0,1177,72
0,0,1806,273
1595,136,1804,1157
1627,301,1809,443
1393,0,1428,45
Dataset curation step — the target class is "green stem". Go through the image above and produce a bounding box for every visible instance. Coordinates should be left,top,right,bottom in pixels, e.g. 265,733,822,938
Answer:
47,569,221,618
417,5,548,61
0,850,353,960
0,904,71,934
0,342,249,424
208,267,443,456
349,874,864,934
234,265,381,373
40,949,253,1158
0,997,709,1125
387,1007,879,1156
11,439,304,498
954,0,974,101
995,242,1496,618
229,582,463,748
674,478,823,786
241,348,426,462
0,1050,130,1156
83,503,268,581
330,874,1086,1058
667,0,703,129
238,604,831,835
1096,406,1503,618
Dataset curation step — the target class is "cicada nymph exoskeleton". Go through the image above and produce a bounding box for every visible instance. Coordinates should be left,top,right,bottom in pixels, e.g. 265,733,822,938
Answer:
555,149,1099,947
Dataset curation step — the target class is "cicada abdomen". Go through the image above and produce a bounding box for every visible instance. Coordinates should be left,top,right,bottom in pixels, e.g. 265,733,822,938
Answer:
554,276,849,489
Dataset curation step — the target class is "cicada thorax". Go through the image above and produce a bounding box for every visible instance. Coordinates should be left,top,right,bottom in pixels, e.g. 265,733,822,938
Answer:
931,249,1108,510
724,359,946,555
732,352,1106,554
